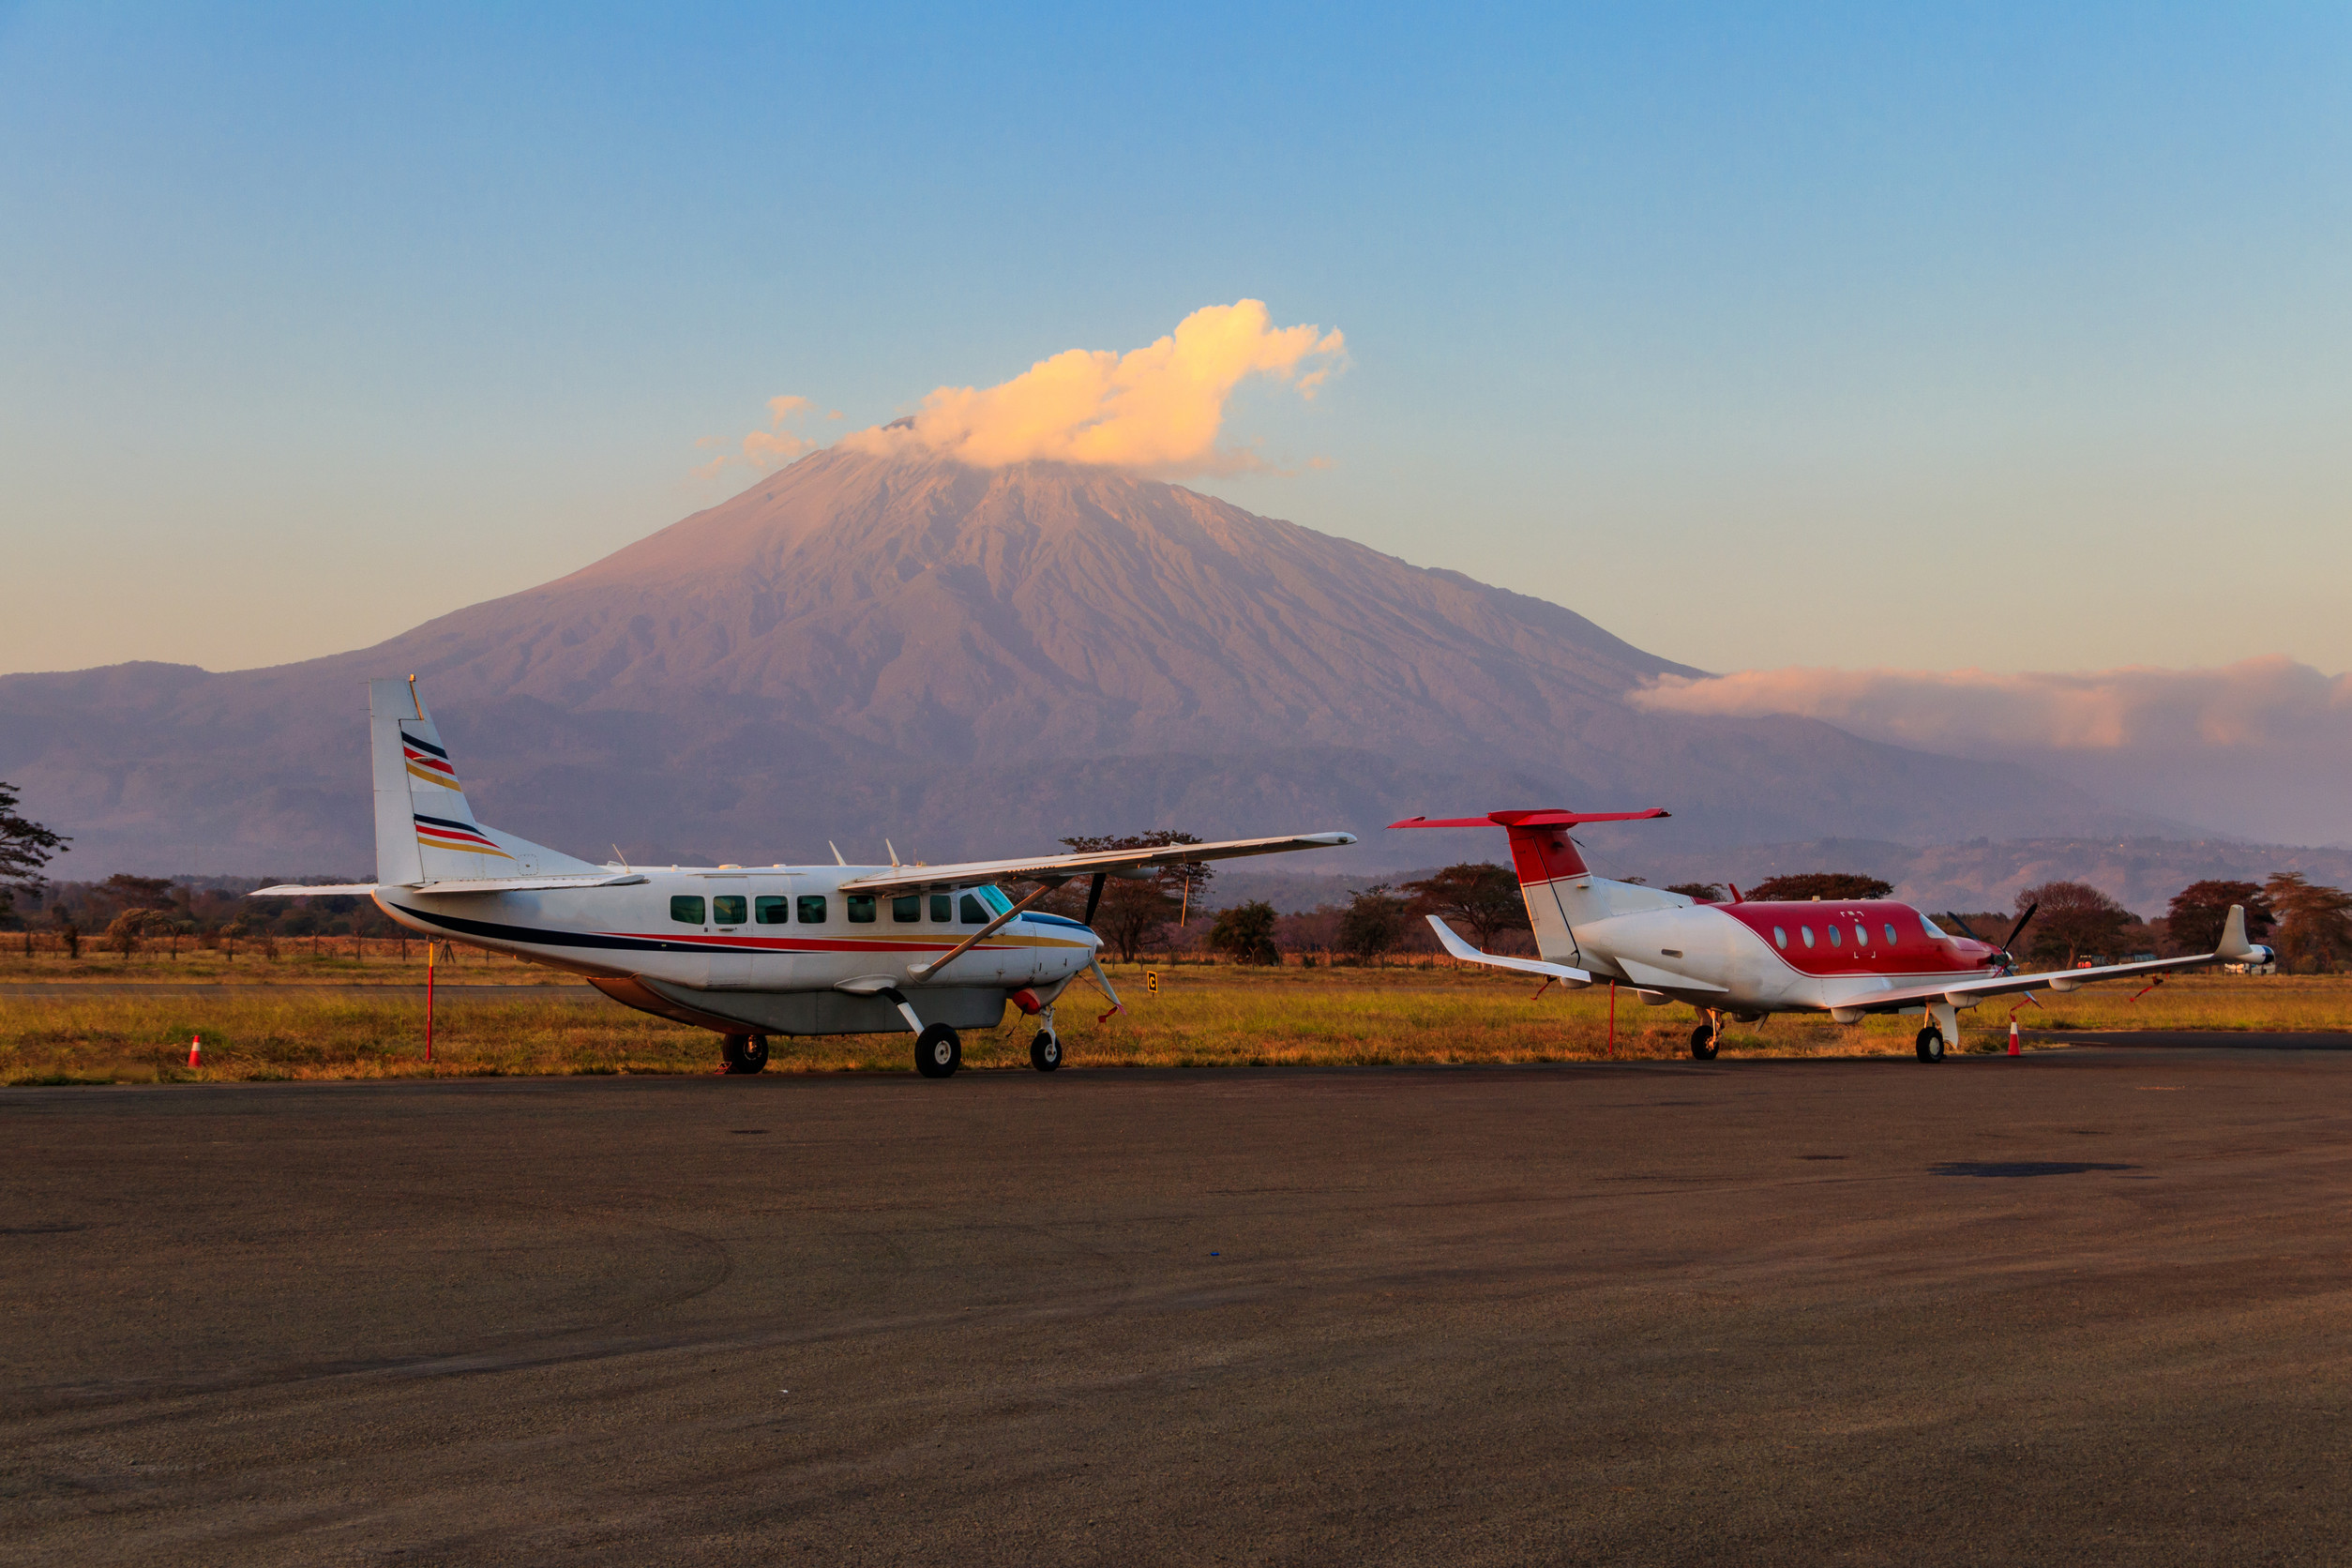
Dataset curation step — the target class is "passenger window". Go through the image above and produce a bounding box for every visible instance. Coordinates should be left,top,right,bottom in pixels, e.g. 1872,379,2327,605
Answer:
1828,925,1842,948
892,894,921,923
1772,926,1787,950
1884,923,1900,946
712,895,746,926
1801,926,1815,948
670,895,706,925
959,892,988,925
930,893,953,922
1855,925,1868,947
755,896,789,925
797,895,826,923
846,895,875,924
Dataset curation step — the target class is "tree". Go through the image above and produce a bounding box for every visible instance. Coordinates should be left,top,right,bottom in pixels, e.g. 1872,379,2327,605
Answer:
1401,863,1530,947
1666,882,1726,903
103,907,175,961
1746,872,1892,902
0,782,68,927
2262,873,2352,973
100,874,177,915
2165,881,2273,955
2015,881,2133,968
1208,900,1281,965
1337,884,1410,963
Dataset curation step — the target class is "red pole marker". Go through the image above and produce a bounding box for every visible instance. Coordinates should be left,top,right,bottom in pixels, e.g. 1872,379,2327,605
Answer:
425,943,436,1065
1606,980,1617,1058
2008,1019,2020,1056
188,1034,202,1068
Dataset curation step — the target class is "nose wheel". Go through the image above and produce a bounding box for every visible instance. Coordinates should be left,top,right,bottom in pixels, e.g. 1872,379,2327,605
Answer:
1030,1030,1063,1071
915,1023,962,1078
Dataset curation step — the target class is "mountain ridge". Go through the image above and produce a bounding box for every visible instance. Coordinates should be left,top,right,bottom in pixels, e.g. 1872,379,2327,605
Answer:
0,449,2179,877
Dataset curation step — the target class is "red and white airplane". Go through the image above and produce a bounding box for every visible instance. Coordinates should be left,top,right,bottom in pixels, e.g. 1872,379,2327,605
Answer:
1394,807,2272,1060
256,678,1354,1076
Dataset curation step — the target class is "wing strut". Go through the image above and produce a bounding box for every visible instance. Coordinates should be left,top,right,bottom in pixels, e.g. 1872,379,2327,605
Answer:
906,879,1067,981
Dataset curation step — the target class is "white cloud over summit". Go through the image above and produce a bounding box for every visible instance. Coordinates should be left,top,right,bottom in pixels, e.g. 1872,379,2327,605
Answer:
842,300,1345,477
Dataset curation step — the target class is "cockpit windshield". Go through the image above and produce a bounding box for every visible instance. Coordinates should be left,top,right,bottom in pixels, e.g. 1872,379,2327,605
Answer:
964,884,1013,917
1918,913,1949,940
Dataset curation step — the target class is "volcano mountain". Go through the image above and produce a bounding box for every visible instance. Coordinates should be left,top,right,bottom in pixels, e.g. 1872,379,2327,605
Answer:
0,449,2155,877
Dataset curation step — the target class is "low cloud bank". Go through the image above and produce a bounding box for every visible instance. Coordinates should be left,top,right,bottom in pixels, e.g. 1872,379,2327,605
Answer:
1629,656,2352,751
840,300,1345,477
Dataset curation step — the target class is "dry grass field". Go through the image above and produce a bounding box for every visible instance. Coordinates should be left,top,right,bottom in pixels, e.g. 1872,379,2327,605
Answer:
1,946,2344,1084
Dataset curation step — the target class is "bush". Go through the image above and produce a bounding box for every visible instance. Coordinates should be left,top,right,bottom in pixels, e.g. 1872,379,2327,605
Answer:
1209,900,1280,965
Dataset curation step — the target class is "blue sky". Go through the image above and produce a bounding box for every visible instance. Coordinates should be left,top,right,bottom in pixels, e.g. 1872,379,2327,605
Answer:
4,2,2346,679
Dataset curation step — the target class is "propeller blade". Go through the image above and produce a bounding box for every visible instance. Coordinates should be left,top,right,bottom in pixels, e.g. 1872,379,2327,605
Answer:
2001,902,2038,956
1944,912,1983,942
1081,872,1107,927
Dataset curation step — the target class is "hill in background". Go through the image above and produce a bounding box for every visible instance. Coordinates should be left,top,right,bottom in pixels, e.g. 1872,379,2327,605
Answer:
2,449,2179,879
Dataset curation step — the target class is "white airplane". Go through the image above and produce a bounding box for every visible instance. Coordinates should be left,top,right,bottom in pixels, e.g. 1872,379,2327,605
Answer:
256,678,1355,1076
1395,807,2274,1061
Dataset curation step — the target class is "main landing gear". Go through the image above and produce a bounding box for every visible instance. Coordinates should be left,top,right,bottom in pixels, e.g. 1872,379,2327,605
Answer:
915,1023,962,1078
1690,1018,1719,1060
720,1033,770,1075
1915,1025,1948,1063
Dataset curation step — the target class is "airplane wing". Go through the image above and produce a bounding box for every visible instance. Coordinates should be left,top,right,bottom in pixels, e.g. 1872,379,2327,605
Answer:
1425,916,1593,987
1822,905,2270,1013
837,832,1356,895
252,873,649,897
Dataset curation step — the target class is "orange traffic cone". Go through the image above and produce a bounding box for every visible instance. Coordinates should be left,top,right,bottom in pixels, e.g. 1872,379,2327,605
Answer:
188,1033,202,1068
2007,1020,2020,1056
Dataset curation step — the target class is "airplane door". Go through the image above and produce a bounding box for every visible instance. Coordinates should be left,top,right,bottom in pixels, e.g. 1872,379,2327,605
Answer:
702,879,755,988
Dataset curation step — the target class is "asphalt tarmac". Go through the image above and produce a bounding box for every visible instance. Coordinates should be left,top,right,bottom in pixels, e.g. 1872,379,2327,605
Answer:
7,1045,2352,1566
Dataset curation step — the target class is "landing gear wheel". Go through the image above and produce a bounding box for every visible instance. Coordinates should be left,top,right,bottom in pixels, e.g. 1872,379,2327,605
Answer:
1915,1026,1947,1063
720,1034,769,1074
1030,1031,1063,1072
915,1023,962,1078
1690,1022,1718,1061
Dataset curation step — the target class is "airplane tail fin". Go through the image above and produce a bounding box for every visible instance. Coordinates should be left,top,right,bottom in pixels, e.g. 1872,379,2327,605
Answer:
369,678,597,886
1388,807,1673,963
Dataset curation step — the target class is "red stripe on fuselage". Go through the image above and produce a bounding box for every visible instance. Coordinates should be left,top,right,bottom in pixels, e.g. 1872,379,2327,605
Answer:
1708,900,2000,979
592,931,1036,954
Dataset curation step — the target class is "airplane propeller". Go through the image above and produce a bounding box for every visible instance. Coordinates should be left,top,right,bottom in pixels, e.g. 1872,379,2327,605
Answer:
1945,903,2037,973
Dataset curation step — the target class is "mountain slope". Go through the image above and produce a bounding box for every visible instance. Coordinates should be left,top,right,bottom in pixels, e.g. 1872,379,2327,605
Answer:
0,450,2166,876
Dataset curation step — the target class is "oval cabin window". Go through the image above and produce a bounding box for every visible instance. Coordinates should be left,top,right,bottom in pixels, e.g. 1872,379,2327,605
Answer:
1801,926,1816,948
1855,925,1868,947
1772,926,1788,950
1884,923,1900,945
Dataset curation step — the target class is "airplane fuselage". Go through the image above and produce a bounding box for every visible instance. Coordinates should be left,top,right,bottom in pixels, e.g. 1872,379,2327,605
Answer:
373,865,1098,1037
1562,894,2008,1018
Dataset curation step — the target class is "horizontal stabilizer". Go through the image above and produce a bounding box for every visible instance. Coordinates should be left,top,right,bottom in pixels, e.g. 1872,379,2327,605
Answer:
1390,807,1669,830
250,883,380,897
1425,916,1593,987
